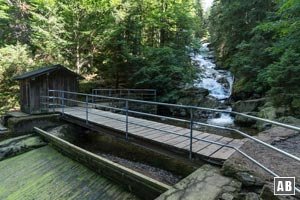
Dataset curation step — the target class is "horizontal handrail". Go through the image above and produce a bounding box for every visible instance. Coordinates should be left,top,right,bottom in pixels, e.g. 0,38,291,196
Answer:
92,89,156,92
48,90,300,132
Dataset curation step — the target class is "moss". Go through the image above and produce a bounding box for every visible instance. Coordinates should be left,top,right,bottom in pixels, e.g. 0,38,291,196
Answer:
0,146,138,200
0,135,47,161
0,134,33,147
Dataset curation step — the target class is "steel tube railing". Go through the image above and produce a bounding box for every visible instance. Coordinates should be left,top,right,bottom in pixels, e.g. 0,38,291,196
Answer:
49,90,300,132
43,90,300,193
48,92,296,128
45,90,300,162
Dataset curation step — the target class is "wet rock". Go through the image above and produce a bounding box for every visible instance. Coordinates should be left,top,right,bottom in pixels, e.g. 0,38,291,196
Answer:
223,186,237,193
232,98,265,113
234,112,257,126
260,184,297,199
220,192,234,200
221,160,265,188
244,192,260,200
217,77,230,88
0,135,47,161
255,106,277,130
179,87,209,98
171,87,220,118
235,172,265,187
235,192,261,200
278,116,300,126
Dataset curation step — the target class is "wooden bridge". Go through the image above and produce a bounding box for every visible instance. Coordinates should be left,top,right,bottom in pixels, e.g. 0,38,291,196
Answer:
58,107,244,161
45,90,300,166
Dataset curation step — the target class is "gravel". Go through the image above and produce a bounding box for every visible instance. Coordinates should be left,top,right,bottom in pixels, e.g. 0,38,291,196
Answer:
98,153,182,185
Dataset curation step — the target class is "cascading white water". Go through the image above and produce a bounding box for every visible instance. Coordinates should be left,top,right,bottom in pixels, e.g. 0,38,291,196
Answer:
192,43,234,126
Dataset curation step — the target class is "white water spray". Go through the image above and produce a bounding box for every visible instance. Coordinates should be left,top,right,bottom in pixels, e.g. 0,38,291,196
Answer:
192,43,234,126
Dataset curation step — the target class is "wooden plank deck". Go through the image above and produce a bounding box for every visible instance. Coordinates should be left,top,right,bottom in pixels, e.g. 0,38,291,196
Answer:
57,107,243,161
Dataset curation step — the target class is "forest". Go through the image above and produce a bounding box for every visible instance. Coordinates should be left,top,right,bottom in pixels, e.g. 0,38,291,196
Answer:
0,0,300,118
209,0,300,116
0,0,203,113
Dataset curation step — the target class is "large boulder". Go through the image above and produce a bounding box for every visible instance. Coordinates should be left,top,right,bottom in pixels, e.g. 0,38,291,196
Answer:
178,87,209,99
277,116,300,126
232,98,266,113
234,112,258,126
255,106,278,130
171,87,221,118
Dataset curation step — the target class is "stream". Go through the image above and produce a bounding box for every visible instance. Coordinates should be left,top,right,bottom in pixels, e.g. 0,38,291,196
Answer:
192,43,234,126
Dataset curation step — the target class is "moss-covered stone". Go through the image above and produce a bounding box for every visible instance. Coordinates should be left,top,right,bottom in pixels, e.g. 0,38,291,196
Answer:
234,112,258,126
0,134,47,161
232,98,266,113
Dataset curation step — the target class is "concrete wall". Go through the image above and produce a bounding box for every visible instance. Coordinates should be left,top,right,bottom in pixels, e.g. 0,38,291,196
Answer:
35,127,170,200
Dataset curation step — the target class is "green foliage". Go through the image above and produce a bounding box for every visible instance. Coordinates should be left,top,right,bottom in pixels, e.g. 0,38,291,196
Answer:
79,80,101,94
262,0,300,115
209,0,300,116
0,44,32,114
0,0,205,112
209,0,274,69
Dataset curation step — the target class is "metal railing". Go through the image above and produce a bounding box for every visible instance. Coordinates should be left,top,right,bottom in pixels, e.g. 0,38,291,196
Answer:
92,88,157,114
92,89,157,101
42,89,300,193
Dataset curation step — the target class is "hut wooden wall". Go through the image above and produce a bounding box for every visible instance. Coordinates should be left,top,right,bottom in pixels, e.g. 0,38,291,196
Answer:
20,68,79,114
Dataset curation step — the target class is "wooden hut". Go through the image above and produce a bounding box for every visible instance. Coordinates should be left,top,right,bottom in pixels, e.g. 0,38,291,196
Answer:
14,64,84,114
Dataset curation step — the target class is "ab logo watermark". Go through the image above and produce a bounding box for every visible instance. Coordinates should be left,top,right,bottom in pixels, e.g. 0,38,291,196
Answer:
274,177,295,195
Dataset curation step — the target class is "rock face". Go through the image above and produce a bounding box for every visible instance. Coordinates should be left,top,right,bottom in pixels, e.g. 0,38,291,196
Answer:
171,87,221,119
232,98,266,113
156,164,241,200
0,134,47,161
234,112,257,126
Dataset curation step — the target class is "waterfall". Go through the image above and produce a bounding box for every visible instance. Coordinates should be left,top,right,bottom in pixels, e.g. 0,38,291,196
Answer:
192,43,234,126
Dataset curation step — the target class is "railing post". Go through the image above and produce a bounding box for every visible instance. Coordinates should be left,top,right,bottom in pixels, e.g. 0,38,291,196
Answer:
51,91,55,113
189,108,193,160
86,95,89,125
92,89,94,105
61,91,65,115
125,100,129,140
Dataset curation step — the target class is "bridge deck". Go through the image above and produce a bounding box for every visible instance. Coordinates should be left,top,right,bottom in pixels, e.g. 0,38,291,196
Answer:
57,107,244,161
